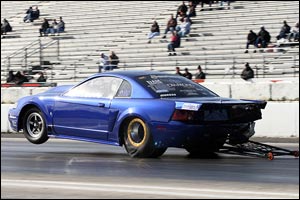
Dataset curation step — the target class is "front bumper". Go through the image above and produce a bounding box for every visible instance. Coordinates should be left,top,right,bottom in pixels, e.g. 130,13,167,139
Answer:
8,108,19,132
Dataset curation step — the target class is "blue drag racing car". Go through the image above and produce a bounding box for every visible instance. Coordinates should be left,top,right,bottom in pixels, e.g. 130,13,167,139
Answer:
9,70,266,158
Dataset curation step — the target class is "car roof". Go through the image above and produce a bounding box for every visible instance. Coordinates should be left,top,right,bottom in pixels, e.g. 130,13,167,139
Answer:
94,70,171,78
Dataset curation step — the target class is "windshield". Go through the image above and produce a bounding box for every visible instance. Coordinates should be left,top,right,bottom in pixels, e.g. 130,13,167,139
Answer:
135,74,218,98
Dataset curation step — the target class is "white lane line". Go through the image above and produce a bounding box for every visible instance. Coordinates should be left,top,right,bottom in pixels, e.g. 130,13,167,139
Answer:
2,179,298,199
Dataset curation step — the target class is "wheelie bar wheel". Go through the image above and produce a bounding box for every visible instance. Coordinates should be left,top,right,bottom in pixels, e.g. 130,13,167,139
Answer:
266,152,274,160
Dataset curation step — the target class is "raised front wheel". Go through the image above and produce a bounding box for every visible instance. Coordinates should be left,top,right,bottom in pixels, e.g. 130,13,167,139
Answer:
23,108,49,144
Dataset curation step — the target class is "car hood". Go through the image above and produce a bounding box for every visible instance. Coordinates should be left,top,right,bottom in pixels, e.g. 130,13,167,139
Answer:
39,85,74,96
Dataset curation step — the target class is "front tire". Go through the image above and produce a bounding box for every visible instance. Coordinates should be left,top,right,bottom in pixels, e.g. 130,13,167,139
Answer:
23,108,48,144
123,118,166,158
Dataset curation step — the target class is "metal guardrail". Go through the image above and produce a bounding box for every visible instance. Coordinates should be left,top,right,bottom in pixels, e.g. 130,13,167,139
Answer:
4,38,60,72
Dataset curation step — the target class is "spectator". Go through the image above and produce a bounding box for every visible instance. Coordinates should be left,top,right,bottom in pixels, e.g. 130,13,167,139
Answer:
147,20,160,43
98,52,109,72
276,20,291,40
109,51,119,70
46,19,58,35
244,30,257,53
176,17,191,37
37,72,47,82
1,18,12,35
31,6,40,21
183,68,192,79
56,16,65,34
14,71,29,85
195,65,206,79
176,1,188,19
241,63,254,81
288,21,299,42
23,6,33,22
220,1,231,7
6,71,15,83
255,26,271,49
167,31,181,56
39,18,49,37
162,14,177,39
187,1,197,18
175,67,183,76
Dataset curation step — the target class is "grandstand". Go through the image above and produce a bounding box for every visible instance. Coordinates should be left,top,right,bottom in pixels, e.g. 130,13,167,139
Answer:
1,1,299,84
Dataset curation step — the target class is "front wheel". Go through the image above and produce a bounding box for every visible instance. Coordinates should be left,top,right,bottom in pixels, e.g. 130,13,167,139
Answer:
123,118,166,158
23,108,49,144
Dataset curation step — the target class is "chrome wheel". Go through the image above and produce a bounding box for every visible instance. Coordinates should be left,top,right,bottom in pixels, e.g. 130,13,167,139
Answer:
26,112,45,138
23,108,48,144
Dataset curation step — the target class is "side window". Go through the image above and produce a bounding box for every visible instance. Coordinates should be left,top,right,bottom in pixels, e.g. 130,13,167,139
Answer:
115,80,132,98
64,77,123,98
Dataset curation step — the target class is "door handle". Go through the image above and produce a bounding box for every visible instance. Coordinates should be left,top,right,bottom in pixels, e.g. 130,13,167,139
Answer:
98,103,105,107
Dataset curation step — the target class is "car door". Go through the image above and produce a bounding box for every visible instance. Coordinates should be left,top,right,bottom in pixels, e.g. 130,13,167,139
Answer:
52,76,123,140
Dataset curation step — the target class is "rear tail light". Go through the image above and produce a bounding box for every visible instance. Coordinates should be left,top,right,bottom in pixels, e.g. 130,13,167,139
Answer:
171,110,196,121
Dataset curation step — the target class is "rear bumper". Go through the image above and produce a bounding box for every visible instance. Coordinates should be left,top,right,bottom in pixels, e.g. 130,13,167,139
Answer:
149,121,253,148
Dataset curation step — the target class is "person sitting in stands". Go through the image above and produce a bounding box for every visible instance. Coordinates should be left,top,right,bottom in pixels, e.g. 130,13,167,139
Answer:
241,63,254,81
14,71,29,85
167,31,181,56
176,1,188,19
244,30,257,53
31,6,40,21
23,6,33,22
195,65,206,79
109,51,119,70
162,14,177,39
1,18,12,35
147,20,160,43
187,1,197,18
37,72,47,82
98,52,109,72
6,71,16,83
288,21,299,42
176,17,191,37
46,19,58,35
255,26,271,50
39,18,49,36
183,68,192,79
56,17,65,34
175,67,183,76
276,20,291,40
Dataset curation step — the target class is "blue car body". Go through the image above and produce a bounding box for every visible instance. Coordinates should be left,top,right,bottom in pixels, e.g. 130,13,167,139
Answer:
8,70,266,157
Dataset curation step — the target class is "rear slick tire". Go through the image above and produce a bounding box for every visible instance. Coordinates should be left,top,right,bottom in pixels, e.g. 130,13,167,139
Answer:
123,118,166,158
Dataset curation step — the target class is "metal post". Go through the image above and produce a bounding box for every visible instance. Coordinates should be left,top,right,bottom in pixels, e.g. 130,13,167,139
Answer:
263,56,266,78
24,48,28,71
74,62,76,81
7,57,11,71
57,39,60,61
39,39,43,66
232,57,236,78
293,55,296,77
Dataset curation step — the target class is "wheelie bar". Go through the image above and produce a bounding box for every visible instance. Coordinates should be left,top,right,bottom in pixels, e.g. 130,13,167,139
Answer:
219,140,299,160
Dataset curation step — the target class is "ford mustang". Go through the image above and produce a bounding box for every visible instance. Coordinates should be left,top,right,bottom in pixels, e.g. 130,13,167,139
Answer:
8,70,266,158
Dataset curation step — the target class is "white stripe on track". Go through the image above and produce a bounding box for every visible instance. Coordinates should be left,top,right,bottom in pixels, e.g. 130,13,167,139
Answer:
2,179,298,199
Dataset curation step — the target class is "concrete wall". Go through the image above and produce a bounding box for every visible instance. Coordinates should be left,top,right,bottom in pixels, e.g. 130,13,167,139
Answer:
1,102,299,138
1,80,299,104
202,80,299,101
1,80,299,137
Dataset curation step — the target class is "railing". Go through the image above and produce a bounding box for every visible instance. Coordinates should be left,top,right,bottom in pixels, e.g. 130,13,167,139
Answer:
4,38,60,72
64,54,298,83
